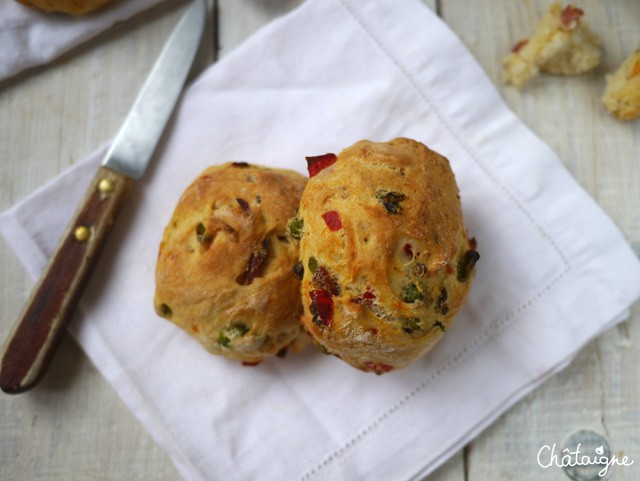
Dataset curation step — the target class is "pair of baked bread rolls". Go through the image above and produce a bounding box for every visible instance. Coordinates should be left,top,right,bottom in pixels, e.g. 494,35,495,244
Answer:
154,139,478,373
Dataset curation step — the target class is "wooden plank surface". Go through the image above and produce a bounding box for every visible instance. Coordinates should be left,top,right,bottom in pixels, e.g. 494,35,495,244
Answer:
0,1,638,480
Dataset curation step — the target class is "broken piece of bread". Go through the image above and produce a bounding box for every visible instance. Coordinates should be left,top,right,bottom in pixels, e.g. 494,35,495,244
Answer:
502,3,601,89
602,49,640,121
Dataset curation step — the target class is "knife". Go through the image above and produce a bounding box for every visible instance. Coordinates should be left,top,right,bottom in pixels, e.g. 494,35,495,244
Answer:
0,0,207,394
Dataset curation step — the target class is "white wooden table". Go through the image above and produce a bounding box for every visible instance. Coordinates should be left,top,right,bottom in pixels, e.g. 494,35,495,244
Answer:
1,1,638,480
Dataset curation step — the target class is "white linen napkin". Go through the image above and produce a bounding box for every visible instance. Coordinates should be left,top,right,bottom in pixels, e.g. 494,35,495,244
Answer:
2,0,640,480
0,0,167,81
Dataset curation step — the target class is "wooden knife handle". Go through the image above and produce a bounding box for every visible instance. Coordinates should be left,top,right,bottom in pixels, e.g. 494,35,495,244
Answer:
0,167,132,394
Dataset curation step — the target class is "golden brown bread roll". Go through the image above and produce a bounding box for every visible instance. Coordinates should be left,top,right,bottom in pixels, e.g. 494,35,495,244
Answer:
154,163,307,364
15,0,114,15
602,49,640,121
291,138,477,374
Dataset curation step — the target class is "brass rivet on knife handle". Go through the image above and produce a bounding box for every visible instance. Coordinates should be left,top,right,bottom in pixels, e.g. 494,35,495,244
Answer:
98,177,116,194
0,167,132,394
74,226,92,242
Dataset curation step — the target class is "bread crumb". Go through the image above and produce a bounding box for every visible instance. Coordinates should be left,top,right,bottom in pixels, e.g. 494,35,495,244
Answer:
602,49,640,121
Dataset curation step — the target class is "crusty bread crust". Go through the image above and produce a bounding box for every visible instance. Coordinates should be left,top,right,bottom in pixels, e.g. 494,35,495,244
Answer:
296,139,477,374
16,0,114,15
154,163,307,363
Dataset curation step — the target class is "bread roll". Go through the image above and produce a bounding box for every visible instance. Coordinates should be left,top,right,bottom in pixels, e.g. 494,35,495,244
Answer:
16,0,114,15
154,163,307,364
292,139,477,374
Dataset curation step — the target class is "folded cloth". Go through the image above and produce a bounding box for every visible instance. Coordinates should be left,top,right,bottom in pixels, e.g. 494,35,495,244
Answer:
0,0,167,81
2,0,640,480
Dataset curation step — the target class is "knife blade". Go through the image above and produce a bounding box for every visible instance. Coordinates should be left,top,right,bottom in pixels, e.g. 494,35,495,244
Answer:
0,0,206,394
